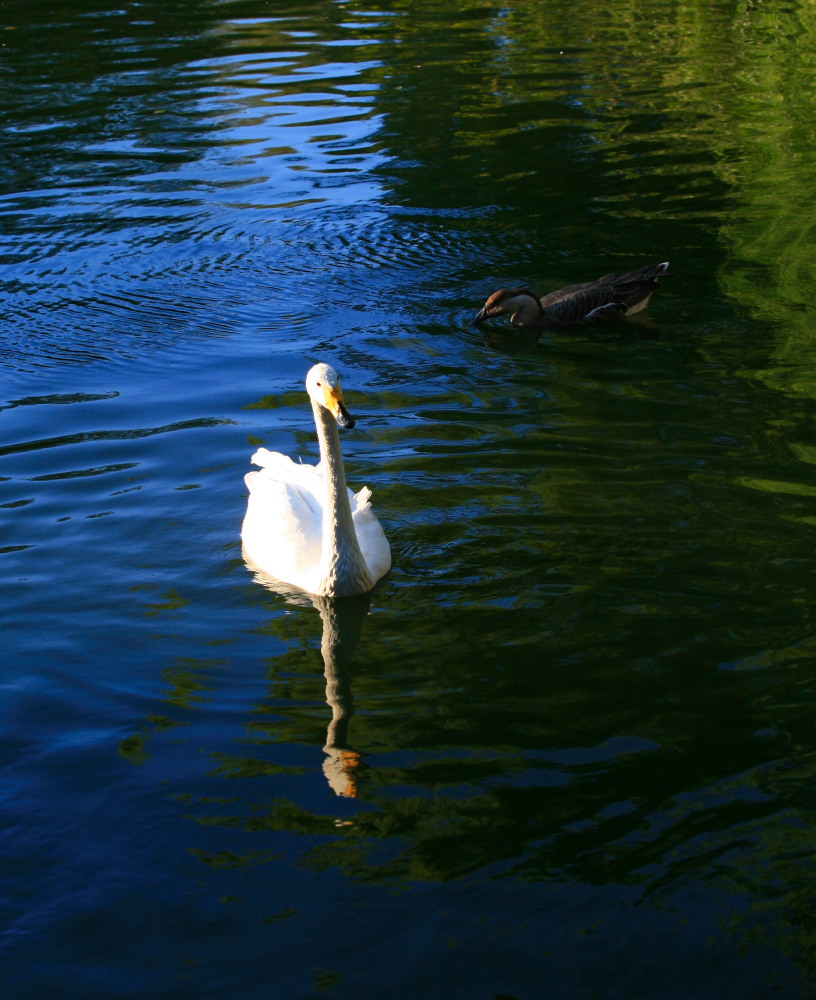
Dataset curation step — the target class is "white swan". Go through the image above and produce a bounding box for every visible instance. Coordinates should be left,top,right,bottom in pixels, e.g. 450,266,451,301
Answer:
241,363,391,597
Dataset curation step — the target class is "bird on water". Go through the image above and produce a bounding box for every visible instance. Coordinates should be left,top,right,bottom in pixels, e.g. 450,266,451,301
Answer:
241,363,391,598
473,261,671,329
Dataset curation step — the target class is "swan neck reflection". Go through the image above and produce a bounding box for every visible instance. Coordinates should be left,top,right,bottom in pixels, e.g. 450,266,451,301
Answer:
314,593,371,798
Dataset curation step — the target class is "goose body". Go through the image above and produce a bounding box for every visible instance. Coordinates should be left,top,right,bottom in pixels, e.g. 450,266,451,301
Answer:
241,363,391,597
474,261,671,329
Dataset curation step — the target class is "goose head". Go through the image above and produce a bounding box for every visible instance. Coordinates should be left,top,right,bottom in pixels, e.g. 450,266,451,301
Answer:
473,288,542,327
306,363,355,429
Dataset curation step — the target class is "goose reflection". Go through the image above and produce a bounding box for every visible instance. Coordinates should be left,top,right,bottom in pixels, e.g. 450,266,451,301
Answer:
244,556,372,798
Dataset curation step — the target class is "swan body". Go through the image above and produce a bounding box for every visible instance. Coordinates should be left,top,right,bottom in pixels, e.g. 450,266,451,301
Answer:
241,363,390,597
474,261,671,329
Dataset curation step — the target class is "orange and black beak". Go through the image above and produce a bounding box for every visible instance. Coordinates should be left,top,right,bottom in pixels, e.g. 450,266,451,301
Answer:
323,384,355,429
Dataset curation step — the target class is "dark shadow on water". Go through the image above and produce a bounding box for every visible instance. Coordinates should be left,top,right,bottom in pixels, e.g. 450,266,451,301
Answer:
479,315,664,354
480,328,542,354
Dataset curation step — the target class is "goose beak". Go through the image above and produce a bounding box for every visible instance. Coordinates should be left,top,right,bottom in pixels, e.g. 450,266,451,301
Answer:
473,305,490,326
324,385,355,429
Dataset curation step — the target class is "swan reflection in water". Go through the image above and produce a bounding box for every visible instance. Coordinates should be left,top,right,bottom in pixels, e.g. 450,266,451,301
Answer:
314,592,371,798
244,558,372,798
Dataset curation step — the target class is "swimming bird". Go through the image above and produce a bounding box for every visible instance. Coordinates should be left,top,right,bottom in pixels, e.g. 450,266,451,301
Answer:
473,261,671,329
241,363,391,598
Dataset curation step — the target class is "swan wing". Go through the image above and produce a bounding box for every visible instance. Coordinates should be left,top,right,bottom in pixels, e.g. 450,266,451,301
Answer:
242,450,324,590
249,448,324,499
352,485,392,583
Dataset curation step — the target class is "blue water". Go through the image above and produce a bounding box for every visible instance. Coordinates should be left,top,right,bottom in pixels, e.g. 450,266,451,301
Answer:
3,1,816,997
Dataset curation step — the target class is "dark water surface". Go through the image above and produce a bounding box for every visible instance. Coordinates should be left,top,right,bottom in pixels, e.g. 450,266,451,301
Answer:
4,1,816,997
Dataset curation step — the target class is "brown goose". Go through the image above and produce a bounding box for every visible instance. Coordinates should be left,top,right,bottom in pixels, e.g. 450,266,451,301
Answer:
473,261,671,329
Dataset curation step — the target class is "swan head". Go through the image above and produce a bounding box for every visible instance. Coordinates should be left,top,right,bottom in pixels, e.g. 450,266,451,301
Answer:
306,363,355,429
473,288,542,327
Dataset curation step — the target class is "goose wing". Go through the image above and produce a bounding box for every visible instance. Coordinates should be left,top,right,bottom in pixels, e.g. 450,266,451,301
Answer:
538,262,670,326
538,279,622,326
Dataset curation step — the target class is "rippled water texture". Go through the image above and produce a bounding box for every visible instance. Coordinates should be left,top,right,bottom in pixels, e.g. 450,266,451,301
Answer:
4,1,816,997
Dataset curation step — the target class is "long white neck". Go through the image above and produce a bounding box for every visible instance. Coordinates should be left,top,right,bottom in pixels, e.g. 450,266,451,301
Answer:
313,402,373,596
